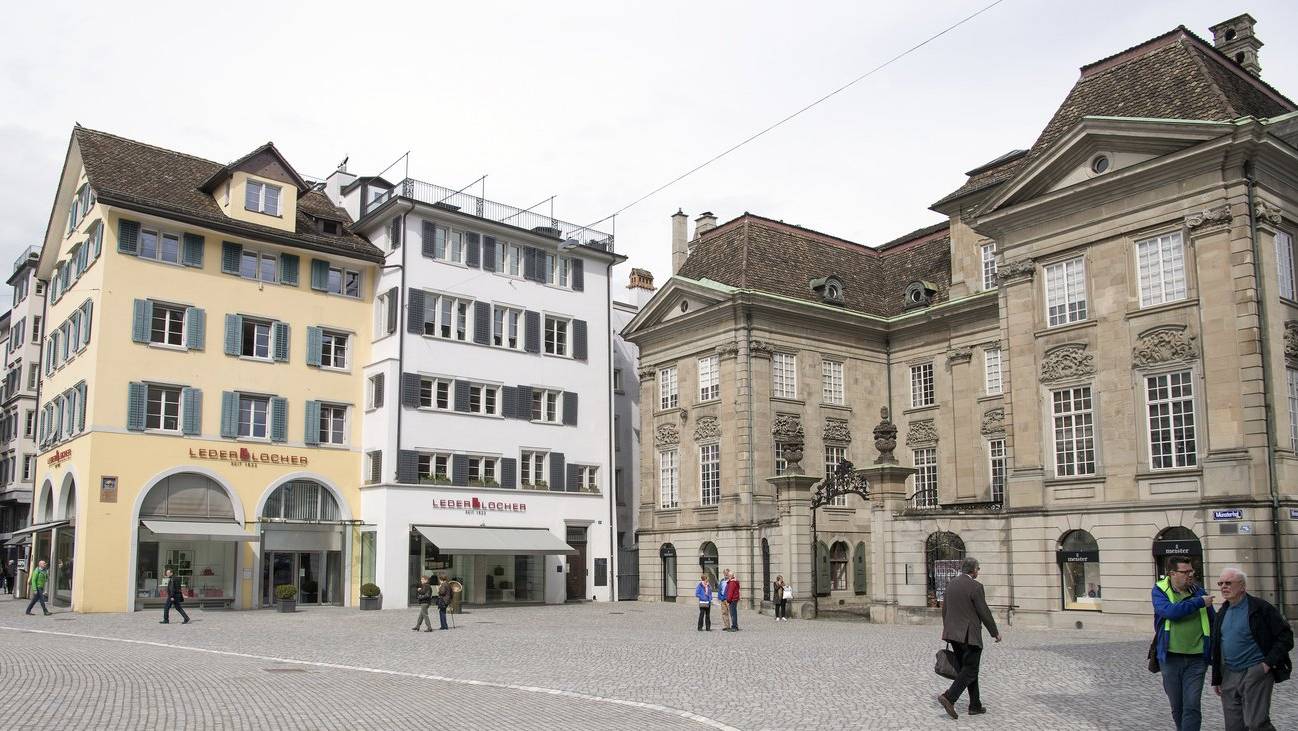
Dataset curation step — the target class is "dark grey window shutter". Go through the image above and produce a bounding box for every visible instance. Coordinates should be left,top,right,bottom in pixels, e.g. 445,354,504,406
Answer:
473,301,490,344
421,220,437,258
407,290,425,334
566,464,580,492
500,458,517,489
370,450,383,484
182,233,204,268
182,388,202,435
465,232,481,267
501,386,517,419
571,258,584,291
524,311,541,353
453,380,470,412
482,237,496,272
389,217,402,249
400,373,421,408
385,286,398,334
270,397,288,442
303,400,320,445
373,373,386,408
549,452,565,492
221,242,242,274
117,219,140,255
224,314,242,356
126,382,146,431
131,299,152,343
452,454,468,486
310,259,329,290
523,247,537,280
220,391,238,438
397,450,419,483
185,307,205,350
562,392,578,426
572,319,588,360
280,253,300,285
516,386,533,419
273,321,290,362
305,326,322,367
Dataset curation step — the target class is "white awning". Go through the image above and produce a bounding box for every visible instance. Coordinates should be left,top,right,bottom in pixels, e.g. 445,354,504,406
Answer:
141,520,258,542
415,525,575,556
9,520,70,538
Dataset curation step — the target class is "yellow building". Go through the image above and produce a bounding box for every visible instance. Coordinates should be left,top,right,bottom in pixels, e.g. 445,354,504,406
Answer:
26,127,382,612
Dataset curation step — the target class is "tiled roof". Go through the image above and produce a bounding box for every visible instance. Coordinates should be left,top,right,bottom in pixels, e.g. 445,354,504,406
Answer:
676,214,951,318
74,127,382,263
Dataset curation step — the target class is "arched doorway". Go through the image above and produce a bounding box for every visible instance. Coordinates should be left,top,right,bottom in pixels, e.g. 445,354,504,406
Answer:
260,479,346,607
830,541,849,591
761,539,771,601
1058,530,1101,611
699,541,719,590
51,477,77,605
1153,526,1202,583
926,531,966,607
660,544,677,601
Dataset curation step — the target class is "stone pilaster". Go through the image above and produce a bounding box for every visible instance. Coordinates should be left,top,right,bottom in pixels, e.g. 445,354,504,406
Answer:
769,474,817,619
858,463,916,624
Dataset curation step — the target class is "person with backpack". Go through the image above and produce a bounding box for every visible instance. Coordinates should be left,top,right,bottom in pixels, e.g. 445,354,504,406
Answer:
695,573,713,631
724,571,741,631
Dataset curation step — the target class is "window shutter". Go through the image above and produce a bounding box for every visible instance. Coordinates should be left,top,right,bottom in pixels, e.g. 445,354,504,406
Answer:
91,221,103,259
515,386,533,419
451,454,468,486
304,400,320,445
482,237,497,272
224,314,242,356
182,233,204,268
182,388,202,435
396,450,419,483
131,299,152,343
370,450,383,484
549,452,565,492
453,380,470,412
853,543,867,595
76,382,87,433
385,286,398,334
501,386,517,420
270,397,288,442
816,543,831,597
500,458,517,489
400,373,421,408
407,290,425,334
524,311,541,353
373,373,385,408
117,219,140,255
126,382,146,431
81,302,93,346
389,217,402,249
465,232,481,267
566,464,580,492
185,307,205,350
220,391,238,438
305,326,322,367
273,321,290,362
310,259,329,290
473,301,490,344
279,253,300,286
221,242,242,274
562,392,578,426
572,319,588,360
421,220,437,258
571,258,584,291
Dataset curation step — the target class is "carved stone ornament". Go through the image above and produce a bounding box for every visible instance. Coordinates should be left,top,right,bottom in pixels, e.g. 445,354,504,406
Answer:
823,418,852,444
1286,321,1298,361
980,407,1006,436
1184,205,1231,230
946,347,973,366
748,340,774,358
1255,199,1283,226
1039,343,1096,384
715,342,740,360
873,406,898,463
1132,327,1200,368
653,423,680,447
771,414,805,442
906,419,939,447
998,257,1035,283
693,416,720,442
637,367,657,382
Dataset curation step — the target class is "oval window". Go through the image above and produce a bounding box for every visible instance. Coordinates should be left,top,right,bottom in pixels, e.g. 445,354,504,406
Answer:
1091,155,1110,174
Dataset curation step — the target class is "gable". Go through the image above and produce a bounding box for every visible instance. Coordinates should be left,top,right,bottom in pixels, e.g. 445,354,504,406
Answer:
237,149,303,189
622,277,731,340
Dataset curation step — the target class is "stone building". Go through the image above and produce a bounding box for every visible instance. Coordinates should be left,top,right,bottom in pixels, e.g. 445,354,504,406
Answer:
623,15,1298,629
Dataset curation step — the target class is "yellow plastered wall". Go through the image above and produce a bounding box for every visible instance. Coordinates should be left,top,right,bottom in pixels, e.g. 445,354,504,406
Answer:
222,172,298,233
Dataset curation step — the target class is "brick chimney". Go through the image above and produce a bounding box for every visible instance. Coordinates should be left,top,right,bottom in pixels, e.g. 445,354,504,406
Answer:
671,209,689,274
627,268,656,309
1210,14,1263,76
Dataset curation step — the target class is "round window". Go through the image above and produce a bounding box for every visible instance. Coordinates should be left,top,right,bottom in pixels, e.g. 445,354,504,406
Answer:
827,284,841,300
909,289,924,303
679,300,689,313
1091,155,1110,174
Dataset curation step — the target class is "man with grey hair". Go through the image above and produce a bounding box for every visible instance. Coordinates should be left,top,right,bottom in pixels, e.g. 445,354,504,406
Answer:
937,557,1001,720
1210,567,1292,731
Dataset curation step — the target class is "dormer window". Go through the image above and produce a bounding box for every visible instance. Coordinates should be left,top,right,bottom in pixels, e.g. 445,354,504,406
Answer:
903,281,937,310
810,276,846,305
322,220,339,235
245,180,281,216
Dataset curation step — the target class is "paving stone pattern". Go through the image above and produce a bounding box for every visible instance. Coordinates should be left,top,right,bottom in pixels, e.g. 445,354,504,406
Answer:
0,597,1293,730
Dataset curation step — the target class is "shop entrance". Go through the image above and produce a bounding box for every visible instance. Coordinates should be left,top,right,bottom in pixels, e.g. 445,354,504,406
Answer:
565,526,588,601
262,551,342,606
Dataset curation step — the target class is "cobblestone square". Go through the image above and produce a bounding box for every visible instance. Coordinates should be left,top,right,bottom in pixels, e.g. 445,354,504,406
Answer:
0,597,1293,730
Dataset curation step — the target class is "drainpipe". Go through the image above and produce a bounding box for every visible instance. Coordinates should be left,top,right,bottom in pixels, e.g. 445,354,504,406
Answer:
745,305,757,610
606,259,616,602
392,208,410,475
1243,158,1287,617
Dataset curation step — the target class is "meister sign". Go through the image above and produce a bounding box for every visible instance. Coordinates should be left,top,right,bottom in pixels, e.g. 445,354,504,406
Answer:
433,496,527,513
189,447,309,467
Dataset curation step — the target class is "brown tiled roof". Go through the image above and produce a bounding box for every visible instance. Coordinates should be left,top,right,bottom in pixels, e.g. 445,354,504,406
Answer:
676,214,950,318
74,127,382,263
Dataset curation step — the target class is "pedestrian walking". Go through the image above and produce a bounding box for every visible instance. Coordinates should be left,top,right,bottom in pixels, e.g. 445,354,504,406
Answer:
937,557,1000,720
436,573,452,630
724,571,741,631
1152,556,1215,731
695,574,713,631
1210,567,1293,731
2,560,12,595
159,569,189,624
773,575,789,622
717,569,731,631
413,575,434,632
24,560,49,616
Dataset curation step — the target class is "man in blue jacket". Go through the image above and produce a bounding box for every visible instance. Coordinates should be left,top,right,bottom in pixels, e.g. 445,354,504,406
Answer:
1152,556,1215,731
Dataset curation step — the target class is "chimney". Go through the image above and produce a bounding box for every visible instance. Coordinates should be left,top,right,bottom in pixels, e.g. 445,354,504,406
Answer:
671,209,689,274
694,211,717,238
324,160,358,208
1209,14,1263,76
627,268,657,309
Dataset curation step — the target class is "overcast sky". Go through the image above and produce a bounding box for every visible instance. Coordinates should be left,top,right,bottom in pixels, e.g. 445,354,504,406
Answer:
3,1,1295,304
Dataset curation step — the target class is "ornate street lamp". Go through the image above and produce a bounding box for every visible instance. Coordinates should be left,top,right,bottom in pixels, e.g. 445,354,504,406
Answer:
809,459,871,617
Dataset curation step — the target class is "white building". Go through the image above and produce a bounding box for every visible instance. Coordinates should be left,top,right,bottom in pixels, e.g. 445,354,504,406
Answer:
1,246,44,561
612,268,654,599
329,170,624,607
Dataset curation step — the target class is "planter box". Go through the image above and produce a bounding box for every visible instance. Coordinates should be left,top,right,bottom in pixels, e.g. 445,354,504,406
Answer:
359,595,382,611
277,600,296,613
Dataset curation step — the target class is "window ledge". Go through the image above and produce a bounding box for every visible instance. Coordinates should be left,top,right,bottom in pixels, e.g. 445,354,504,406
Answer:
319,366,352,375
903,404,939,416
820,402,851,411
977,393,1004,403
1042,473,1106,486
1033,319,1096,338
148,343,189,353
1135,467,1202,480
695,398,721,407
771,396,805,406
1124,297,1199,320
654,407,684,418
237,356,275,365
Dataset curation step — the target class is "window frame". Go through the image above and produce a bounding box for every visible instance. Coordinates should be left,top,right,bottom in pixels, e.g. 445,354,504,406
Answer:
543,315,570,357
238,248,278,283
1044,256,1088,327
1276,229,1295,302
530,388,563,424
658,366,678,410
150,302,187,348
1145,370,1197,471
145,384,183,433
698,355,720,402
825,444,848,506
138,226,183,266
822,359,845,405
240,317,273,360
980,242,997,291
984,348,1003,396
491,305,524,350
1052,385,1097,478
1135,232,1188,308
772,352,797,399
425,293,473,342
466,455,499,485
545,253,572,289
699,442,720,506
988,438,1006,503
1288,367,1298,453
237,394,271,440
244,179,282,216
417,452,452,483
319,330,350,370
326,266,361,298
418,377,453,411
520,450,548,487
912,447,938,508
910,362,935,408
466,383,502,417
317,402,348,446
658,448,680,509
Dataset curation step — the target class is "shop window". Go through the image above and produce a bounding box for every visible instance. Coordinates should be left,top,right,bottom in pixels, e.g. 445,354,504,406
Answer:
925,531,965,607
699,541,718,590
140,473,235,520
1058,530,1101,611
660,543,677,601
1153,526,1203,583
830,541,849,591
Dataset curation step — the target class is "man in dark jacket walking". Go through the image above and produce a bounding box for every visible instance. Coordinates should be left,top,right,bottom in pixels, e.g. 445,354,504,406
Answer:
938,557,1001,720
1210,567,1293,731
723,572,741,631
413,576,434,632
1152,555,1216,731
436,573,452,630
160,569,189,624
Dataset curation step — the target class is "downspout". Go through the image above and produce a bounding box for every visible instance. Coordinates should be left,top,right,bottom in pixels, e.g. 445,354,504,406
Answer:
1243,159,1288,617
745,305,757,610
607,260,616,602
393,209,410,478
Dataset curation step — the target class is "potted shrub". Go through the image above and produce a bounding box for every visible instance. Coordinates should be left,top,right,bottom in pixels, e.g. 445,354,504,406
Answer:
275,584,298,613
359,582,382,610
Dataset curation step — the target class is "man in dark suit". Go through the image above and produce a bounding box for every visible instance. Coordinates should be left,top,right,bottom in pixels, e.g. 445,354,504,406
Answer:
938,557,1001,720
160,569,190,625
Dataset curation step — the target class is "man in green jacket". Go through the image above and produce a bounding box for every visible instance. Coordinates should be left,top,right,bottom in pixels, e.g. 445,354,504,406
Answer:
25,560,50,616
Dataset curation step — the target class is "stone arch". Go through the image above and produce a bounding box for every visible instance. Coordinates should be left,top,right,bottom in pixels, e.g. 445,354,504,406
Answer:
256,472,352,522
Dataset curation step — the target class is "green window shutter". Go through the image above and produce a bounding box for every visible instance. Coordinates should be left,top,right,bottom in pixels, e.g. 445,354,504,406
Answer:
220,391,238,438
182,233,204,268
310,259,329,290
279,253,300,286
81,301,93,346
304,400,320,445
131,300,152,343
76,382,87,433
305,326,322,367
270,397,288,442
182,388,202,435
91,221,103,259
185,308,205,350
117,219,140,255
221,242,242,274
224,314,242,356
126,382,146,431
273,321,290,362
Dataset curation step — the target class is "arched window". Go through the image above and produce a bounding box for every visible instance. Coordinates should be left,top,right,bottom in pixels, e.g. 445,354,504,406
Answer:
1058,530,1101,611
140,473,235,520
1153,526,1202,583
761,539,771,601
660,544,678,601
38,481,53,523
926,531,965,607
261,480,341,521
830,541,849,591
61,481,77,521
699,541,719,590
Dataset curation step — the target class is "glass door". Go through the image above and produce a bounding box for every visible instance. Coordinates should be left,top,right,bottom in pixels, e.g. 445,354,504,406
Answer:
298,552,320,603
323,551,342,605
263,552,295,606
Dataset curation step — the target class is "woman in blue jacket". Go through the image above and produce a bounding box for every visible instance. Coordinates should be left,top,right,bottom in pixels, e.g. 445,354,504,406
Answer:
695,574,713,631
